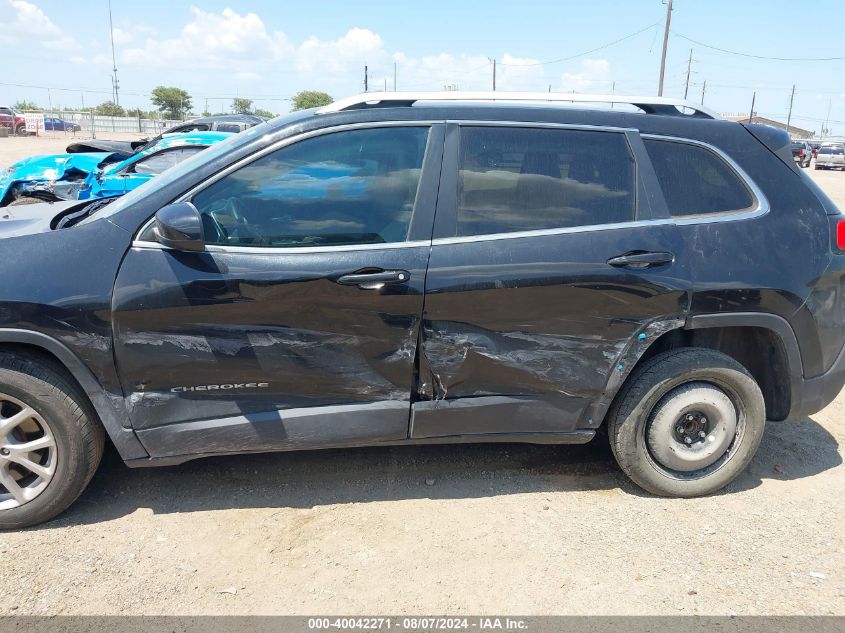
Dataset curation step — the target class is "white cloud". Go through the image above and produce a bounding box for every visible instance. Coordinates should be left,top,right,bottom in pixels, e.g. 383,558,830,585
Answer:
4,0,78,50
560,58,613,93
112,27,134,45
122,6,293,71
297,28,385,75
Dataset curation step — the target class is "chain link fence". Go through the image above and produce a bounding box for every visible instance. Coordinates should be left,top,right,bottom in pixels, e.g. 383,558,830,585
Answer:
18,110,182,137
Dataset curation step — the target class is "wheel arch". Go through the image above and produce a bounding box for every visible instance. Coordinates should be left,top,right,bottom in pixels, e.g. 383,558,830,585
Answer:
606,313,801,424
0,329,148,460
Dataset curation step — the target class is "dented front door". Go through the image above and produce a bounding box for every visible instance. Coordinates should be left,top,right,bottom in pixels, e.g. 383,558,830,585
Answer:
111,123,444,458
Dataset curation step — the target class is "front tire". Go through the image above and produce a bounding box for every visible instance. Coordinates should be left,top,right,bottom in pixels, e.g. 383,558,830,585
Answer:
14,125,25,136
0,354,104,529
607,348,765,497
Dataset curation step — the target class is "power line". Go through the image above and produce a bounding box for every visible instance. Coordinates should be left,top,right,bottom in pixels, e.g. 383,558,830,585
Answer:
672,31,845,61
499,22,661,67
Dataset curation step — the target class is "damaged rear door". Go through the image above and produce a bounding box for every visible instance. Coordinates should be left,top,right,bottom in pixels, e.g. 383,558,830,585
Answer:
112,123,444,458
413,122,690,439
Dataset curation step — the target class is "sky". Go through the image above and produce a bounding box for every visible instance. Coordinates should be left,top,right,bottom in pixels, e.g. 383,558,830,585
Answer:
1,0,844,134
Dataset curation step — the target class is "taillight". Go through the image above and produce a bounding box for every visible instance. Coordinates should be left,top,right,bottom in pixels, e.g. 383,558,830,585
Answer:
836,218,845,252
799,149,805,157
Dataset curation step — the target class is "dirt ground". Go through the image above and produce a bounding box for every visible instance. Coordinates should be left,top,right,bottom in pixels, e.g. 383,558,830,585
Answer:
0,134,843,616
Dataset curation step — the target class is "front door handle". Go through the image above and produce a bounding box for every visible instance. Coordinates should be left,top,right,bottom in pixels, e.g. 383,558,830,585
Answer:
336,269,410,289
607,251,674,269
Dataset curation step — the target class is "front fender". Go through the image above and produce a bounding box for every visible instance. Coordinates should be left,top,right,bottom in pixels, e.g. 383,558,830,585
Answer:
0,330,147,460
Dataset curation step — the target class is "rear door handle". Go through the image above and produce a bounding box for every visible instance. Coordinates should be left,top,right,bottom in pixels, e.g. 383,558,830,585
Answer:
607,251,674,269
336,269,410,289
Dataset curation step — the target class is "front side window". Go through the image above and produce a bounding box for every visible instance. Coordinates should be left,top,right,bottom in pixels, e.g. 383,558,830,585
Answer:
192,126,429,248
644,138,755,217
131,147,206,175
456,126,636,237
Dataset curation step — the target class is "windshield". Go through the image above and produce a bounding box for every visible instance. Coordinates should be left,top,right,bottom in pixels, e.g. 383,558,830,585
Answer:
83,112,313,223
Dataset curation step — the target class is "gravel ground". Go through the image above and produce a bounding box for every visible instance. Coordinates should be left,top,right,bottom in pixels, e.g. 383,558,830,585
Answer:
0,138,843,616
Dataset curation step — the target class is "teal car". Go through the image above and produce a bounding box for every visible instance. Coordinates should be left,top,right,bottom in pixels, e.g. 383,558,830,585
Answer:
0,131,233,207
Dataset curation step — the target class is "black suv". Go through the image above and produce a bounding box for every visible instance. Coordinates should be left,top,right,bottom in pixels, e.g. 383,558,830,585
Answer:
2,93,844,528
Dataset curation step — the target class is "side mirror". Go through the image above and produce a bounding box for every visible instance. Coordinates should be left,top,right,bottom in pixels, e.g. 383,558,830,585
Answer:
154,202,205,252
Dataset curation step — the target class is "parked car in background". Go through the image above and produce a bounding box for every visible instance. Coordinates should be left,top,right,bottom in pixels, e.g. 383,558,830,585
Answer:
790,140,812,168
815,143,845,170
0,131,232,206
1,92,844,528
65,113,268,158
43,116,81,133
0,106,26,135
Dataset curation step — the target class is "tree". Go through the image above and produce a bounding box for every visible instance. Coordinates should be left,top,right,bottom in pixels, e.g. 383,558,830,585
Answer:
291,90,332,111
94,101,125,117
232,98,253,114
150,86,192,120
254,108,276,118
13,100,41,112
126,107,147,118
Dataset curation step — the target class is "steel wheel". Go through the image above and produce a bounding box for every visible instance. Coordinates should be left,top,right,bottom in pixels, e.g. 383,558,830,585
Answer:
0,393,57,510
645,381,739,474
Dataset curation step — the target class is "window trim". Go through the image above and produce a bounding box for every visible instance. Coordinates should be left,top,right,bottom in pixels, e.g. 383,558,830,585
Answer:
133,121,440,252
640,134,769,223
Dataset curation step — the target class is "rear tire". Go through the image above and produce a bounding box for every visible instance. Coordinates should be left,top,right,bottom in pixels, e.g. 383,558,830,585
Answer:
607,348,765,497
0,354,104,529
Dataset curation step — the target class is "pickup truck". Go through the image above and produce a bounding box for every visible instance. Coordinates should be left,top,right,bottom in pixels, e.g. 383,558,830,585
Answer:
0,106,26,135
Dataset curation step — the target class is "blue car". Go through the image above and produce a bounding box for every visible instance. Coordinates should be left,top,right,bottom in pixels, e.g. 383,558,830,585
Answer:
43,116,81,132
0,131,233,206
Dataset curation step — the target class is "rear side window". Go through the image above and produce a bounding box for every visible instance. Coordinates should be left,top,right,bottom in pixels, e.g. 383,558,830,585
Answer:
820,146,844,155
456,126,635,236
643,139,754,217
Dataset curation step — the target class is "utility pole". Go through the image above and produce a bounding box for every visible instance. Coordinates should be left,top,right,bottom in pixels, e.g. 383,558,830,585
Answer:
490,58,497,91
611,80,616,108
786,84,795,136
823,98,832,139
364,65,368,92
108,0,119,105
683,48,692,99
748,91,756,123
384,78,387,91
700,80,706,105
393,61,397,91
657,0,673,96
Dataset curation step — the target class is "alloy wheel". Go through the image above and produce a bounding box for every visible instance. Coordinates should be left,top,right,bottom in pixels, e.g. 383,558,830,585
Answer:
0,393,57,510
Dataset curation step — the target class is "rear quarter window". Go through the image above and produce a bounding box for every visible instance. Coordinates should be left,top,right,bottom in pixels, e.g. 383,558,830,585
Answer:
643,138,755,217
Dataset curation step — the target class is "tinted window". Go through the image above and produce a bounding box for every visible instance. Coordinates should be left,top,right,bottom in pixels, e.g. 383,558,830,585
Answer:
791,142,805,150
192,126,429,248
132,147,206,175
456,126,635,236
820,146,844,155
643,139,754,217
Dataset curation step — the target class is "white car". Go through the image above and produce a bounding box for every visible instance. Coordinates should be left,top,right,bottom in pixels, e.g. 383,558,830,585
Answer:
815,144,845,170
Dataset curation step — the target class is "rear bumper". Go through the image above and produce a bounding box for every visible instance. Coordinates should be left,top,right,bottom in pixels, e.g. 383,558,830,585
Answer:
790,338,845,419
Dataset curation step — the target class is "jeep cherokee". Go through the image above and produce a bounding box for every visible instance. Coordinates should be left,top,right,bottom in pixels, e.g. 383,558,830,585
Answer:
1,92,844,529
